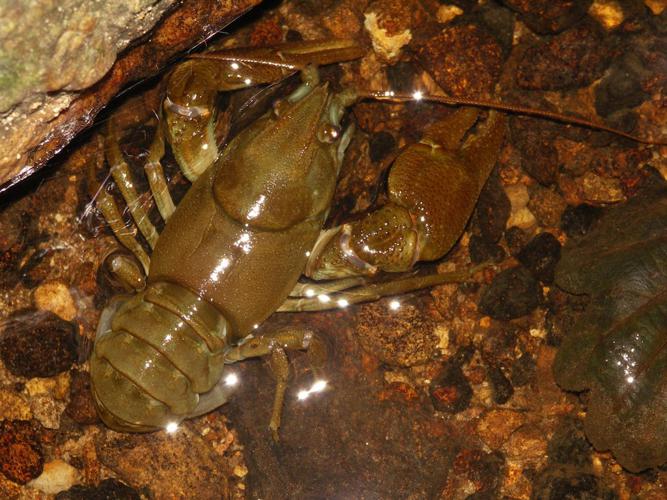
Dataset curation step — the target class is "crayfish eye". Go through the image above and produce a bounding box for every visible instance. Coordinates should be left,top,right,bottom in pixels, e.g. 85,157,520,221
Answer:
317,123,340,144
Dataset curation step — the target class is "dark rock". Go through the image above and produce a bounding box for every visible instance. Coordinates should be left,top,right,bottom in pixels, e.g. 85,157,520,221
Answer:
0,210,33,289
430,361,473,413
560,204,603,237
487,364,514,404
0,420,44,484
0,310,78,378
413,23,504,97
504,226,529,256
19,248,54,288
510,353,536,387
469,234,506,264
442,0,477,11
548,418,592,468
65,369,100,425
595,53,650,118
509,117,560,186
476,2,515,56
474,172,511,243
500,0,592,34
478,267,543,320
285,29,303,42
56,478,141,500
516,22,613,91
386,60,418,94
369,131,396,163
517,232,562,284
532,465,617,500
451,448,506,498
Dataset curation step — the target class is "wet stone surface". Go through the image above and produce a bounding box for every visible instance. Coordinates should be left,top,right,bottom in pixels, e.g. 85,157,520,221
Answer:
0,420,44,484
55,478,141,500
0,310,78,378
517,232,562,284
0,0,665,497
500,0,593,34
413,23,504,97
478,267,543,320
516,21,613,91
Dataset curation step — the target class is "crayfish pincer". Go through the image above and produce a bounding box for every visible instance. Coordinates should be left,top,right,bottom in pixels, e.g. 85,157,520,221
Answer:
88,40,506,438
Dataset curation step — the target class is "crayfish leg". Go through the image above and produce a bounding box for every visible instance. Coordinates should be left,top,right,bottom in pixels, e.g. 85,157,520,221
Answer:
279,264,489,312
224,328,327,441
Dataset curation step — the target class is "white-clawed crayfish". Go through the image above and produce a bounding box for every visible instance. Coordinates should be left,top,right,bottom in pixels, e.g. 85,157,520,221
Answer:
86,39,663,439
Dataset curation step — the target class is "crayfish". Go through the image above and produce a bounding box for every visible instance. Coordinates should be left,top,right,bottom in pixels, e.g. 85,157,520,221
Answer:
87,39,660,439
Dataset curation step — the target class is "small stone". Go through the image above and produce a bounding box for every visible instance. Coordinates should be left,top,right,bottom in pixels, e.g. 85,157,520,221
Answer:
430,361,472,413
469,234,506,264
368,131,396,163
579,171,625,203
0,420,44,484
33,281,77,321
355,300,438,367
487,364,514,404
474,172,511,243
436,5,463,24
55,478,140,500
594,53,650,118
65,370,99,425
506,424,548,461
233,464,248,478
96,425,230,498
28,459,80,495
645,0,667,15
364,0,421,61
500,0,593,34
510,117,560,186
528,186,567,227
510,353,537,387
504,226,529,256
532,465,615,499
386,60,418,94
0,310,78,378
588,0,625,30
29,394,66,430
477,409,526,450
516,22,611,91
0,390,32,421
547,418,592,467
478,267,543,320
507,207,537,230
516,232,562,284
413,23,503,97
505,183,530,214
560,204,603,237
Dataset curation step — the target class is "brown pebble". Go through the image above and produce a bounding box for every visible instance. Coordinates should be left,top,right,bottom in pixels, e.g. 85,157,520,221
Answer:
516,22,611,91
65,370,100,425
528,186,568,227
33,281,77,321
355,299,438,367
477,409,526,450
414,23,503,97
0,420,44,484
0,309,78,378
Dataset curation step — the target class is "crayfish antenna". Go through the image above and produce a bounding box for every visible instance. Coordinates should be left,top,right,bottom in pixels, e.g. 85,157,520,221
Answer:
357,90,667,146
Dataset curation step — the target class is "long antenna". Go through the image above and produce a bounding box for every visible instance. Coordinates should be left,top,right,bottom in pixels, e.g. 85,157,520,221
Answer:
359,90,666,146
